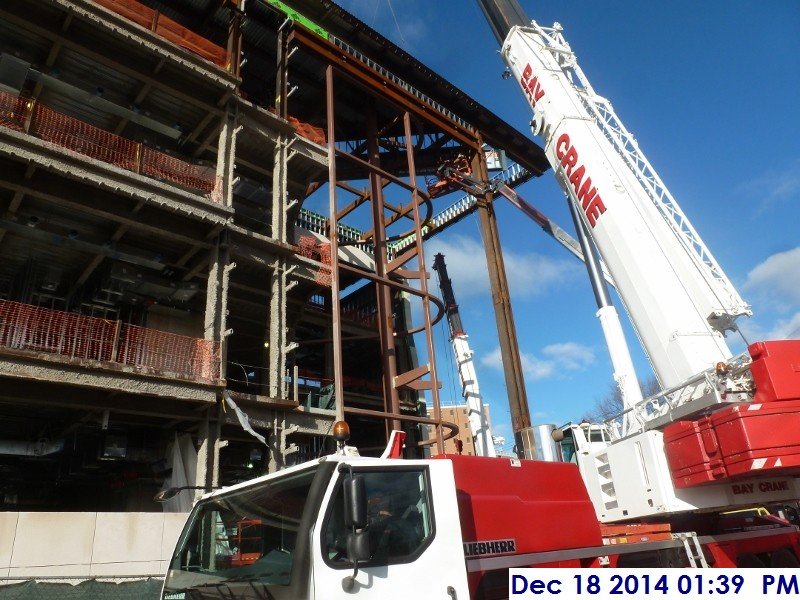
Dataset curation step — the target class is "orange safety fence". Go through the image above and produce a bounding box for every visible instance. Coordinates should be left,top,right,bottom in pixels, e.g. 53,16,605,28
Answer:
0,299,220,381
0,92,27,131
140,146,216,193
296,236,332,287
0,300,117,362
0,90,216,195
287,115,326,146
117,323,220,381
268,107,327,146
31,100,139,171
92,0,229,69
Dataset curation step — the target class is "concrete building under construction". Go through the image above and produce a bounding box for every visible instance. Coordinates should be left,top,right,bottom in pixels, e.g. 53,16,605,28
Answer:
0,0,548,584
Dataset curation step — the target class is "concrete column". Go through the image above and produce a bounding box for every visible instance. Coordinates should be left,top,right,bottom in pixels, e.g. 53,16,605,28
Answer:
194,406,221,491
267,93,296,399
266,410,286,474
213,106,239,208
197,104,238,487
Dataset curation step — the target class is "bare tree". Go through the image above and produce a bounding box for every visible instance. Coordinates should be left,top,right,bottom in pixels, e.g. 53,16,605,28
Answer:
581,376,660,423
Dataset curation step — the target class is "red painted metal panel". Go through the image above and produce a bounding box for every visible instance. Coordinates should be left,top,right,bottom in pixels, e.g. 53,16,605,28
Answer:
711,400,800,478
439,455,602,551
664,418,726,488
749,340,800,403
665,400,800,486
437,455,601,595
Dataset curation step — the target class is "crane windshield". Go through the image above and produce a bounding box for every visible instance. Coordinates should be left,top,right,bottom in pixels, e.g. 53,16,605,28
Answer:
162,465,319,599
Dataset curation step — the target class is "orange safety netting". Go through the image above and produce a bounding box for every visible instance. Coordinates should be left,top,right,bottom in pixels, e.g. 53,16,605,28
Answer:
117,323,220,381
296,235,332,287
141,146,216,193
92,0,229,69
287,115,326,146
31,101,139,171
0,300,117,362
0,91,28,131
269,107,327,146
0,91,216,195
0,299,220,381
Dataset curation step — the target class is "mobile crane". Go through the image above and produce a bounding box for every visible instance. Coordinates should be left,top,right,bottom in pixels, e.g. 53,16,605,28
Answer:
432,253,497,457
471,0,800,524
161,2,800,598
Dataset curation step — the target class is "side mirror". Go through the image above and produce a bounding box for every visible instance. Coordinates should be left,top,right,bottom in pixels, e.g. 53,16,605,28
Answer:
346,530,371,563
341,473,370,591
344,474,367,529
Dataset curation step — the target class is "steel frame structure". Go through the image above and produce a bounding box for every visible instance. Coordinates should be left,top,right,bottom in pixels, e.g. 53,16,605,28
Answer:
283,22,535,454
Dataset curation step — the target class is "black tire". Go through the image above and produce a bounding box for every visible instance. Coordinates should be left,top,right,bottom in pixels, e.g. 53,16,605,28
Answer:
771,548,800,568
737,553,766,568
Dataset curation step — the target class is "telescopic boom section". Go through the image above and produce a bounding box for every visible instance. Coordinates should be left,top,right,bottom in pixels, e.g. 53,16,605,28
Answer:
432,253,464,337
476,0,530,45
433,254,497,457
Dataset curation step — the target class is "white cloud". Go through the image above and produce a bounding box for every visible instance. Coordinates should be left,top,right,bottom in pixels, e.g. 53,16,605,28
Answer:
744,247,800,309
481,342,595,381
542,342,596,370
427,234,579,301
520,353,556,380
737,157,800,213
767,313,800,339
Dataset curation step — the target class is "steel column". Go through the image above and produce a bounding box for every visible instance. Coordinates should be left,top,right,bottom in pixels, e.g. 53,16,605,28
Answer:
473,151,533,456
366,104,401,432
326,66,345,423
403,111,443,454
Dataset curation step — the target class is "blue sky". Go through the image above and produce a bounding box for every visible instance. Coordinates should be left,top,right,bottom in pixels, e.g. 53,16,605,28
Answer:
331,1,800,452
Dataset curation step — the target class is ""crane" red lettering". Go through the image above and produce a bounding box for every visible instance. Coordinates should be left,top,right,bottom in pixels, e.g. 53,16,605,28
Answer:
555,133,606,228
521,64,545,107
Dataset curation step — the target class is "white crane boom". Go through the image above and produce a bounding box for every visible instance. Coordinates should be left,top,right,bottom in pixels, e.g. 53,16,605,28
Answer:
503,22,747,391
468,2,800,522
433,253,497,457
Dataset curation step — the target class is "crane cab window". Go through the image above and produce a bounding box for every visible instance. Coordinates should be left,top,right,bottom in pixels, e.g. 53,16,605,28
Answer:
322,468,434,567
163,466,318,596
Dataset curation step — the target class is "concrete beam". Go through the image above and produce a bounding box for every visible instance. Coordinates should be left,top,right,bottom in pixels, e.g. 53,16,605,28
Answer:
0,128,233,225
0,349,219,403
30,0,239,89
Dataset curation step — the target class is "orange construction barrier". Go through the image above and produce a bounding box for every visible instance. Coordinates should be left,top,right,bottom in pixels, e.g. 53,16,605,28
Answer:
0,92,27,131
296,235,332,287
0,299,220,381
92,0,229,69
0,90,216,195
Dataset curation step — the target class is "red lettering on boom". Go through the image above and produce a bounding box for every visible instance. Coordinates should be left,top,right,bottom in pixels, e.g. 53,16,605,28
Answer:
520,63,545,106
577,177,597,210
561,147,578,175
554,133,606,228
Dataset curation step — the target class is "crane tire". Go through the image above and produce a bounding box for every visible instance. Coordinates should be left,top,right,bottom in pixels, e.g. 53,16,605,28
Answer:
770,548,800,568
737,553,766,568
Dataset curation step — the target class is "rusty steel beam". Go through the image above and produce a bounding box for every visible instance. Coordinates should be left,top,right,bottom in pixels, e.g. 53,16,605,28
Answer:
288,26,480,150
472,150,532,444
403,110,444,454
365,104,401,432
